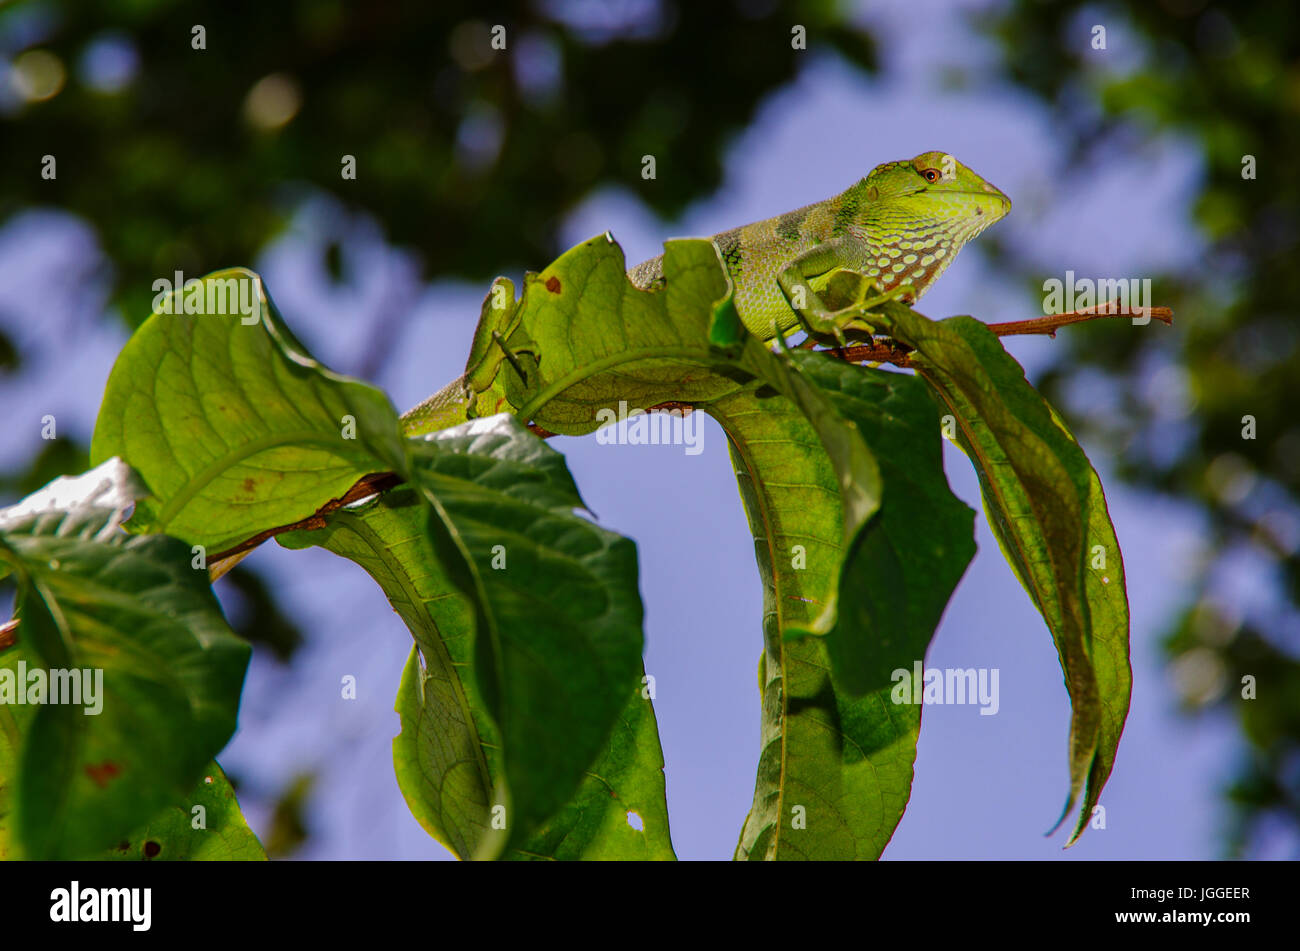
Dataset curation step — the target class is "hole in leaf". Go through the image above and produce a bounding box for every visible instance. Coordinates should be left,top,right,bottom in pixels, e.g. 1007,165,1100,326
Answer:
626,810,643,831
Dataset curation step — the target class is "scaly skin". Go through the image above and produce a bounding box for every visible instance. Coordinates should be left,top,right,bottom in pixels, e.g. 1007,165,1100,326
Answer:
402,151,1009,435
628,150,1009,342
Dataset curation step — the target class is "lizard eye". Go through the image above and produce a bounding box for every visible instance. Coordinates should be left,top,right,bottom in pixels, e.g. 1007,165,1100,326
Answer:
922,168,940,183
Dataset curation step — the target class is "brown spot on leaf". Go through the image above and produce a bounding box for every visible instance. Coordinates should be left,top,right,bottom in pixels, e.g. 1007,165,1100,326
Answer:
241,477,257,495
84,761,121,788
143,840,161,859
545,276,561,294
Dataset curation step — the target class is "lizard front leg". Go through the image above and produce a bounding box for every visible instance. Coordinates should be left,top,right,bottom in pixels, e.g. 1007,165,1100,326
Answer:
776,239,910,348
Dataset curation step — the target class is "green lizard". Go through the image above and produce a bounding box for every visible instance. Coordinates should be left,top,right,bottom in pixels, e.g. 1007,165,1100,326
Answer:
402,150,1008,435
628,150,1009,343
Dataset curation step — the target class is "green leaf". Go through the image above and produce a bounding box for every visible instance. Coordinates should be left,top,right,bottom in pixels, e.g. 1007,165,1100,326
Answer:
401,237,752,437
394,648,673,860
282,415,668,858
705,367,957,859
281,484,496,860
783,353,977,696
1047,406,1133,845
502,675,672,861
91,268,405,553
408,417,656,857
874,304,1131,843
100,762,266,861
0,459,251,858
0,646,25,861
388,645,496,859
512,236,745,432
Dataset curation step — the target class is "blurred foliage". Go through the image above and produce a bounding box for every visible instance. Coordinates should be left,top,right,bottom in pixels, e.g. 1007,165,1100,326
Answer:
215,564,305,662
0,326,17,373
990,0,1300,857
263,772,313,858
0,0,875,325
0,435,86,497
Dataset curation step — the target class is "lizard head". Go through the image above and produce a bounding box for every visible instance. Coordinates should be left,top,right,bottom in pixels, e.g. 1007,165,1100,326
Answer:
855,150,1010,302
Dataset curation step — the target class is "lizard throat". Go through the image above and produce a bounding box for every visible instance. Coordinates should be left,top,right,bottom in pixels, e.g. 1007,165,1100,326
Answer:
860,216,995,300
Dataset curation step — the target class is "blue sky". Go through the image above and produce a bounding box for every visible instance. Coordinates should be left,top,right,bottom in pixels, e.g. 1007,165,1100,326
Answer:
0,0,1249,859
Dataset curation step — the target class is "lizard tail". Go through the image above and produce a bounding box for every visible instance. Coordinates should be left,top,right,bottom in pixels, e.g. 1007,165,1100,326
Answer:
399,374,474,437
626,253,664,289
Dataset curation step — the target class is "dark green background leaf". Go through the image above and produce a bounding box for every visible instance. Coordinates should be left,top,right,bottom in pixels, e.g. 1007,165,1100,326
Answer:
284,415,667,858
786,354,976,697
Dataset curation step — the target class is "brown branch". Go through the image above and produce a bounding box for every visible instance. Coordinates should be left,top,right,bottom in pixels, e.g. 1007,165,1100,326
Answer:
831,339,918,366
528,401,696,439
831,299,1173,366
0,617,17,650
210,300,1172,570
987,301,1173,338
208,471,403,565
211,405,701,571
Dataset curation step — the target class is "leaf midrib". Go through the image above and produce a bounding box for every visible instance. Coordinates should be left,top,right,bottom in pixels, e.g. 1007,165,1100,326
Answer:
155,430,372,530
330,508,494,858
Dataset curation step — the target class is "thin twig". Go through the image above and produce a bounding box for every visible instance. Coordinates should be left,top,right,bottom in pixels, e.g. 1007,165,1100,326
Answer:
208,472,402,566
987,302,1174,338
832,299,1173,365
